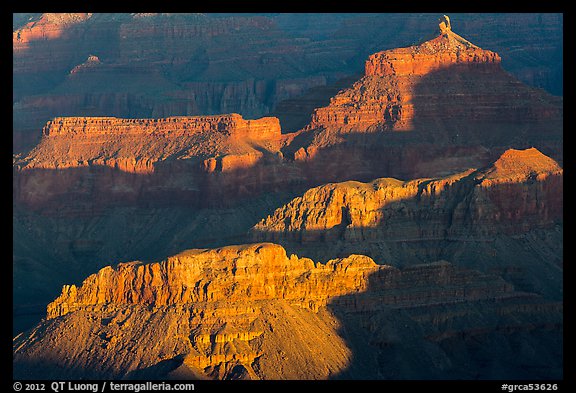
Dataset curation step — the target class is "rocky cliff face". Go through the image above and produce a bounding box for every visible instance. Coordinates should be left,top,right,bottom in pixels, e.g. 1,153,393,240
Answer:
12,112,290,335
364,17,501,77
45,243,379,319
12,16,563,378
13,13,563,153
287,18,562,182
13,114,286,210
12,13,336,152
25,114,281,171
13,18,564,334
252,148,563,299
254,148,562,240
13,243,562,379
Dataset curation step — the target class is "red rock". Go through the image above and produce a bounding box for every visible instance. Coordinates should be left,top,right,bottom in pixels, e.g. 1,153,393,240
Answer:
282,18,562,185
13,13,93,52
13,242,561,379
365,31,501,77
13,14,563,153
253,147,562,245
21,114,281,173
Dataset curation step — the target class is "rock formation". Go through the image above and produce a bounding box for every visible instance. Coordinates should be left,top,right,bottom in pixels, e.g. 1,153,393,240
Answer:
254,148,562,239
252,148,563,298
11,13,334,152
22,114,281,173
13,243,562,379
12,113,289,335
13,13,563,152
365,18,500,78
13,114,287,210
13,13,93,53
286,18,562,182
439,15,451,34
12,16,563,380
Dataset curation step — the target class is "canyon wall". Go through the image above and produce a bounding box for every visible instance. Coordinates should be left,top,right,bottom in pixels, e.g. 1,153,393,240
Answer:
254,148,562,242
252,148,563,300
14,243,561,379
13,13,563,152
41,115,280,139
12,17,563,377
13,114,285,210
283,21,562,186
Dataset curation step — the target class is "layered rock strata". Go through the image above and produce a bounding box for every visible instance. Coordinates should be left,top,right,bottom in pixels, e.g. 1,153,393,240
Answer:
13,243,562,379
252,148,563,300
13,13,563,153
24,114,281,172
45,243,379,318
254,148,562,241
12,17,564,359
13,114,287,210
287,18,562,181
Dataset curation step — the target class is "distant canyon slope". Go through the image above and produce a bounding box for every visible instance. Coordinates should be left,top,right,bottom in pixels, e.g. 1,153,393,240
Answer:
13,16,562,210
13,13,562,152
13,14,562,380
15,145,564,380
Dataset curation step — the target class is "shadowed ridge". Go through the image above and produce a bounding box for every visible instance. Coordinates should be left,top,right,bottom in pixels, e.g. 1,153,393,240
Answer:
14,240,561,379
250,147,562,302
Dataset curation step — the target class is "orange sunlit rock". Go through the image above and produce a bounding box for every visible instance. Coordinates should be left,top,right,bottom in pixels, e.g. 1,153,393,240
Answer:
253,148,562,242
15,241,557,380
19,114,281,174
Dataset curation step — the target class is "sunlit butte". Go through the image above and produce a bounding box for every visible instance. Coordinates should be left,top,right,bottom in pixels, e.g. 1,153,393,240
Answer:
13,13,563,381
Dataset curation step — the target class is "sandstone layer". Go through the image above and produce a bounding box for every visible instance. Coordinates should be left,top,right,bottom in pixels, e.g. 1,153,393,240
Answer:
23,114,281,173
285,18,562,182
12,13,339,152
252,148,563,299
13,16,563,360
13,13,562,152
13,243,562,379
13,114,288,210
254,148,562,239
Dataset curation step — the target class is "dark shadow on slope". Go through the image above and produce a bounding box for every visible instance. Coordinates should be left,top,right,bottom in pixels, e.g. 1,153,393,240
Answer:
12,154,309,334
325,265,563,379
13,61,563,336
281,60,562,175
124,355,187,380
271,74,360,134
250,169,563,303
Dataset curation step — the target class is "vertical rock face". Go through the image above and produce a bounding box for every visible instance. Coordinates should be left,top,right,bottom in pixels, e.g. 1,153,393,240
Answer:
253,148,562,241
438,15,451,34
11,13,333,152
45,243,379,319
40,114,281,140
14,243,561,380
13,13,563,153
469,148,563,233
251,148,563,300
287,19,562,183
12,15,563,380
364,23,501,78
13,114,285,208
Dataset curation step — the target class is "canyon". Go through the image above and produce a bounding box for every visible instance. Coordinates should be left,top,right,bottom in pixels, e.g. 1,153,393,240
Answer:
252,147,563,299
286,19,562,183
13,147,563,379
13,17,563,211
13,242,562,379
13,13,562,152
12,14,563,381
